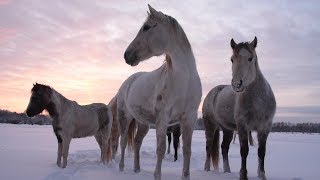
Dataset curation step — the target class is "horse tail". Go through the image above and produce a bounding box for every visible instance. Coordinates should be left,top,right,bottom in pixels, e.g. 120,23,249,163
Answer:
202,85,227,170
109,96,120,158
106,105,114,162
127,118,136,152
105,137,112,162
97,105,113,163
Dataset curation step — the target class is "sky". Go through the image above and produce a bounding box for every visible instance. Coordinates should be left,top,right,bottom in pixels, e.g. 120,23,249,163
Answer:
0,0,319,122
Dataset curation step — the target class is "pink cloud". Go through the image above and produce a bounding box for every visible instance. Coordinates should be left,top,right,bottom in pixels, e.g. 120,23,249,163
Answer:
0,0,319,118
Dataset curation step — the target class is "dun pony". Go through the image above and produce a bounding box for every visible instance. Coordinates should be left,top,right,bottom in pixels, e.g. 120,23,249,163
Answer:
26,83,113,168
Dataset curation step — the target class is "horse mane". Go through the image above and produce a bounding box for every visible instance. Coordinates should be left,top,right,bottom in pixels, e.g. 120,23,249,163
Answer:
147,13,191,53
164,54,172,68
160,54,172,75
167,15,192,52
233,42,253,55
31,83,52,92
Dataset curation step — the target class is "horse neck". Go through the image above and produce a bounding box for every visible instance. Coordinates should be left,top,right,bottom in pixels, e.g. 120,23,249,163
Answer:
166,23,198,73
167,42,198,75
46,90,69,119
246,60,267,93
254,60,265,84
171,51,196,68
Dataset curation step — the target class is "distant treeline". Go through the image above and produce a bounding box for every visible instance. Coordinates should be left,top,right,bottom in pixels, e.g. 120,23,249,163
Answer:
0,109,51,125
1,109,319,133
271,122,320,133
196,118,320,133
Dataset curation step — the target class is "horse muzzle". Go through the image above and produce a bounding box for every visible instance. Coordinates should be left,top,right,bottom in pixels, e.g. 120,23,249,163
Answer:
232,79,244,92
26,106,43,117
124,50,139,66
26,109,36,117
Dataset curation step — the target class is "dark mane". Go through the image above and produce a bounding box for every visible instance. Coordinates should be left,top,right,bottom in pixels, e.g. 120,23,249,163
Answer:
31,83,52,92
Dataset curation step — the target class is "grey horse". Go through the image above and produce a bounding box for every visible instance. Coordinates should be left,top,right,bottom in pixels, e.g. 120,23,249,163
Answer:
202,37,276,180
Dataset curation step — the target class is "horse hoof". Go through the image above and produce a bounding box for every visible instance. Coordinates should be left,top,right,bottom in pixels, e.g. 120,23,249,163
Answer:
240,169,248,180
119,164,124,172
134,169,140,173
154,174,161,180
181,175,190,180
258,171,267,180
204,166,210,172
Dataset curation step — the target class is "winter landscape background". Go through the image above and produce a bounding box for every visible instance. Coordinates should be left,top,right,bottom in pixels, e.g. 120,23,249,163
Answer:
1,124,319,180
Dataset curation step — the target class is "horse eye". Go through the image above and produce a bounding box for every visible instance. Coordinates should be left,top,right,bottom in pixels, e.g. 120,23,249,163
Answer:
143,25,151,32
248,57,253,62
231,58,233,63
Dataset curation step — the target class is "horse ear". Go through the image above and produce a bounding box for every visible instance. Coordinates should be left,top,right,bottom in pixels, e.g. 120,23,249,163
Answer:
148,4,159,17
250,36,257,48
230,38,237,49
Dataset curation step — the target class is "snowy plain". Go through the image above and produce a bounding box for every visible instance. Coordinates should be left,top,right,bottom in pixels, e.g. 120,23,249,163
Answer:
0,124,319,180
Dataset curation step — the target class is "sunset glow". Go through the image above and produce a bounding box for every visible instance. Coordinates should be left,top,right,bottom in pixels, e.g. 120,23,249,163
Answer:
1,1,319,122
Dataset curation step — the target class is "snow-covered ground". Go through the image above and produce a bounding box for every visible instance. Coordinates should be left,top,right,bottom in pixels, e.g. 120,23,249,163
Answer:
0,124,319,180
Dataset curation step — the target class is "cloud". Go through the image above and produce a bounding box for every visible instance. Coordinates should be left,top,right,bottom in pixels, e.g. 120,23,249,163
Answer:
0,0,319,123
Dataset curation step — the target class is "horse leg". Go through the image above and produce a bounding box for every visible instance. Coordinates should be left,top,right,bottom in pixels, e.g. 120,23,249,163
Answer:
57,142,62,167
238,125,249,180
221,129,233,173
257,131,269,180
61,137,71,168
119,130,128,171
154,114,168,180
94,133,103,162
134,123,149,173
118,110,131,172
112,134,120,160
180,113,196,180
54,128,63,167
166,132,172,154
101,127,112,164
173,126,181,162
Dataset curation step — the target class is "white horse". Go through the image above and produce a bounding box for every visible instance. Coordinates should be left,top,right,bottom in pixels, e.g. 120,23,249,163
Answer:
118,5,202,180
26,83,113,168
202,37,276,180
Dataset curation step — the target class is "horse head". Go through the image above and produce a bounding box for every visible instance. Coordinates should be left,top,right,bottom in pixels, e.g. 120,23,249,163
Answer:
124,5,176,66
230,37,258,92
26,83,52,117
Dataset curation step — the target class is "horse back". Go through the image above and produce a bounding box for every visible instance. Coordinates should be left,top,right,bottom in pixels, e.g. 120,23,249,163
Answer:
71,103,107,138
203,85,236,130
118,71,160,124
214,86,237,130
88,103,110,130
